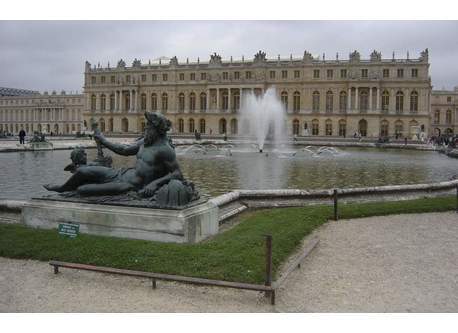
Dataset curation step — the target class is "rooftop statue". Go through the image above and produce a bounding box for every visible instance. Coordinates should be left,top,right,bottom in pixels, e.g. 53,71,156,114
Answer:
169,56,178,66
253,50,267,62
117,59,126,68
209,52,222,65
132,58,142,68
44,112,199,208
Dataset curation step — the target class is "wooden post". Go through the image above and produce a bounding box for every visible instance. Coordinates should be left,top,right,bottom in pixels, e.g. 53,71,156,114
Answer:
264,235,273,301
333,189,338,221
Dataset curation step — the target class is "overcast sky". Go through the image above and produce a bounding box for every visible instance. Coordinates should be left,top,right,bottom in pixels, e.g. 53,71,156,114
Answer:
1,20,457,93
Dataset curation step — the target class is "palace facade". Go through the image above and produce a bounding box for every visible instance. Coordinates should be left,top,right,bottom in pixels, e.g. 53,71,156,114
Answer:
83,49,432,139
430,88,458,136
0,90,84,134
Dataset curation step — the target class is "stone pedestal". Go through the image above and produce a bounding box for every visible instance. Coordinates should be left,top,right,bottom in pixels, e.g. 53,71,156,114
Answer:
21,199,219,243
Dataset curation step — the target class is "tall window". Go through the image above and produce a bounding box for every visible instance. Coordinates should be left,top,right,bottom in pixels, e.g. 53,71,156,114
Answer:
200,93,207,111
381,120,389,137
312,91,320,112
200,73,207,80
293,91,300,112
233,91,240,111
189,118,195,133
327,69,333,79
338,120,346,137
199,119,206,133
382,90,390,112
140,93,146,111
230,119,238,134
325,119,332,135
269,71,275,79
190,73,195,80
383,69,389,78
411,69,418,78
282,70,288,79
339,91,347,113
292,119,300,135
91,95,96,111
361,69,368,78
178,93,185,112
446,110,452,124
110,94,115,111
161,93,168,111
178,119,184,133
434,110,440,124
219,118,227,134
395,121,403,137
312,119,319,135
245,71,252,79
360,90,368,112
294,70,300,78
281,91,288,110
340,69,347,78
410,91,418,113
396,91,404,113
234,72,240,80
313,70,320,78
151,93,158,111
162,74,168,81
179,73,185,81
223,72,228,80
326,91,333,113
100,94,106,111
222,91,229,110
397,69,404,78
189,93,196,112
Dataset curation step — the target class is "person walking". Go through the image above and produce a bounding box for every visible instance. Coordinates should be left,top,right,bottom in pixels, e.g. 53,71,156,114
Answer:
18,128,26,144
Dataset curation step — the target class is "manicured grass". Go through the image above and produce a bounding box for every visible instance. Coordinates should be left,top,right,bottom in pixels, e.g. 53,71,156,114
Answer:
0,195,455,284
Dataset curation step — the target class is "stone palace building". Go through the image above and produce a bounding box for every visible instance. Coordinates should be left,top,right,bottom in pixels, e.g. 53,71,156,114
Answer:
82,49,432,139
430,87,458,136
0,89,83,134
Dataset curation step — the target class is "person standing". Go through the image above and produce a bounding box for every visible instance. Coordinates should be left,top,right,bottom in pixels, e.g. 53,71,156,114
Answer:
18,128,26,144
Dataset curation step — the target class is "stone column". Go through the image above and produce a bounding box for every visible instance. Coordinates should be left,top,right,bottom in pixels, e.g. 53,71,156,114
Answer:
118,91,122,112
228,89,232,112
106,93,110,112
206,89,210,112
216,88,220,112
129,90,133,112
369,87,373,112
115,91,118,112
376,87,380,111
347,88,351,112
135,90,138,112
355,87,359,111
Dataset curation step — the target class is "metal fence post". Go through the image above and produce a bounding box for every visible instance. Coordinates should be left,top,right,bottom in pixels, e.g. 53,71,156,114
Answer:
333,189,338,221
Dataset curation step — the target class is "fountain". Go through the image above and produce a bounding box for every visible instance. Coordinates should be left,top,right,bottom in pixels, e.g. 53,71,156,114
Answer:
240,87,287,152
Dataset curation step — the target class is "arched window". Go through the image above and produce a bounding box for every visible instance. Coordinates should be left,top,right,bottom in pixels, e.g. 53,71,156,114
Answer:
382,90,390,112
325,119,332,135
446,110,452,124
161,93,168,111
219,118,227,134
434,110,440,124
121,117,128,132
125,93,130,111
233,90,240,111
222,90,229,110
326,91,333,113
100,94,106,111
108,118,113,132
394,120,403,138
189,118,195,133
230,119,238,134
140,119,146,132
110,94,115,111
99,118,105,132
178,118,184,133
338,120,346,137
141,93,146,111
339,91,347,113
396,91,404,113
189,93,196,112
358,119,368,137
91,94,96,111
293,91,300,112
410,91,418,113
200,93,207,111
178,93,185,112
359,90,368,112
292,119,300,135
312,119,319,135
151,93,158,111
199,118,206,134
380,120,389,137
312,91,320,112
281,91,288,110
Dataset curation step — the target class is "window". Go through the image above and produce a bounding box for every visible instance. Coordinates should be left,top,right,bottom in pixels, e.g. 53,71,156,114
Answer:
294,70,300,78
126,75,131,83
281,91,288,110
111,76,115,83
91,77,96,84
90,95,96,111
179,73,185,81
410,91,418,113
189,93,196,112
201,72,207,80
326,91,333,113
395,121,403,137
222,91,228,110
292,119,300,135
434,110,440,124
162,74,168,81
339,91,347,113
234,72,240,80
190,73,196,81
361,69,368,78
189,119,195,133
325,119,332,136
339,120,346,137
178,93,185,112
139,74,145,82
293,91,300,112
312,119,319,135
411,68,418,78
327,69,333,79
383,69,390,78
101,76,106,83
269,71,276,79
312,91,320,112
100,94,106,111
380,120,389,137
282,70,288,79
245,71,252,79
382,90,390,112
313,69,320,78
200,93,207,111
151,93,157,111
230,119,238,135
447,96,452,103
340,69,347,78
397,69,404,78
140,94,146,111
233,91,240,111
110,94,115,110
359,90,368,112
161,93,168,111
178,119,184,133
199,119,206,133
223,72,228,80
446,110,452,124
152,74,157,81
396,91,404,113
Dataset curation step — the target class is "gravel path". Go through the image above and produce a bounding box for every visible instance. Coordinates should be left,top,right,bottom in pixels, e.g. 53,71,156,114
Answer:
1,212,457,312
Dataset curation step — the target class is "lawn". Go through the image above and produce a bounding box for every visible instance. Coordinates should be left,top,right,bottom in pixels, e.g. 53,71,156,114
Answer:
0,195,455,284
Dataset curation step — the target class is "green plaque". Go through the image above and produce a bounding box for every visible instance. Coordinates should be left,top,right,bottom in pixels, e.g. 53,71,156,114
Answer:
58,223,80,238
